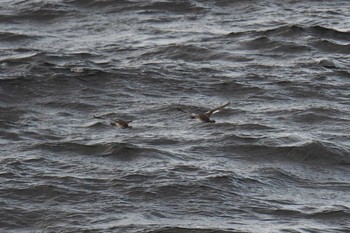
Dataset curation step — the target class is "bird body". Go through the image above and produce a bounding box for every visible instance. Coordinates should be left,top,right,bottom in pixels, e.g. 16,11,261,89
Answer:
93,115,132,129
111,119,132,128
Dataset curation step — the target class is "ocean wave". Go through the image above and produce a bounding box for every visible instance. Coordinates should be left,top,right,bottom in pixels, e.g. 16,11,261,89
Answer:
256,167,309,185
311,39,350,54
0,51,41,63
40,99,96,111
31,141,171,161
137,1,204,14
234,123,275,131
1,51,112,77
306,205,350,220
285,141,349,164
290,106,350,123
0,1,73,22
253,205,350,226
140,44,216,62
317,59,338,68
242,36,310,54
262,25,307,38
225,141,349,165
30,141,103,155
140,42,251,64
0,32,36,43
227,24,350,56
2,183,86,204
100,142,170,160
211,81,265,96
68,0,135,11
142,227,238,233
308,25,350,41
246,24,350,41
69,0,204,14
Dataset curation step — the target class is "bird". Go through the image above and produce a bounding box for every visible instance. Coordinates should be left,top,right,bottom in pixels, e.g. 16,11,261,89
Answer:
177,102,230,123
93,115,132,129
110,119,133,129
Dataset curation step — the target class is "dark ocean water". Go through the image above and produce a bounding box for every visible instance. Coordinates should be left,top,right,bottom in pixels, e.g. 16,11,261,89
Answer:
1,0,350,232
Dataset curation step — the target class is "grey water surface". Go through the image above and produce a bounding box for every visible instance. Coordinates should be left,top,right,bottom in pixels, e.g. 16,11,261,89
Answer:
1,0,350,232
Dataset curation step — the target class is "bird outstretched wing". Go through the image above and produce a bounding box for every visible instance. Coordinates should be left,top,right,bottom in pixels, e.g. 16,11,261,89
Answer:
206,102,230,116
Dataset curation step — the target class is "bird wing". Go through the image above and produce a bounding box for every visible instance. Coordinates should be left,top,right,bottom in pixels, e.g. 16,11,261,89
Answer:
115,119,132,124
206,102,230,116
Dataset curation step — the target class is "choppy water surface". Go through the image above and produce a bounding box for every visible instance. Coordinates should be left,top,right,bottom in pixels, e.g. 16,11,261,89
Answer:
1,1,350,232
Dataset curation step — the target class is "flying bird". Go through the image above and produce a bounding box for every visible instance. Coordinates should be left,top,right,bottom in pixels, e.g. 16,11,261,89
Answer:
177,102,230,123
110,119,133,129
93,115,132,129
